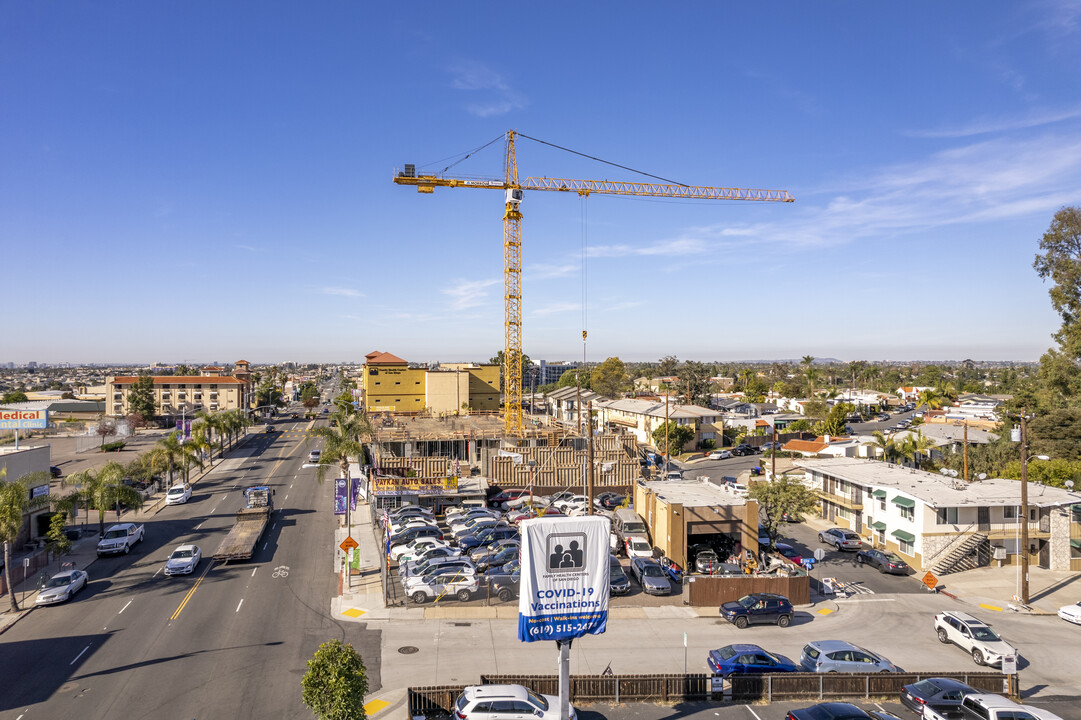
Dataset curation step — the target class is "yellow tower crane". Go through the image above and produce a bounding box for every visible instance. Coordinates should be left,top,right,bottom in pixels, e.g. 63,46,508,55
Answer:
394,130,794,437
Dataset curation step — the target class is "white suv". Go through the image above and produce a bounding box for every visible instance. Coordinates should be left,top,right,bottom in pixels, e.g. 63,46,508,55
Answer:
818,527,862,551
934,610,1018,667
454,684,575,720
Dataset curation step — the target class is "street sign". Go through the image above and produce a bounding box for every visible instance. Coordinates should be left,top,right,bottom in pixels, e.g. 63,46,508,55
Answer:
922,571,938,591
1001,654,1017,675
339,536,358,552
813,548,825,562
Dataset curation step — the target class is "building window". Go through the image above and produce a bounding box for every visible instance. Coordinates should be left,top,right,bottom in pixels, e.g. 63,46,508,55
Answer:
395,382,401,385
936,508,958,525
1003,506,1017,521
898,538,914,555
899,506,914,521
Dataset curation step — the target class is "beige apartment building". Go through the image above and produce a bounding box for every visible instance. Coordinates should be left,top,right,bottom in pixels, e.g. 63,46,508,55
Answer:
105,362,252,418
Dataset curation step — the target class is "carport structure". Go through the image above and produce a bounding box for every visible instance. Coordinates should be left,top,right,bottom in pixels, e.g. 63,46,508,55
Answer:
634,478,759,570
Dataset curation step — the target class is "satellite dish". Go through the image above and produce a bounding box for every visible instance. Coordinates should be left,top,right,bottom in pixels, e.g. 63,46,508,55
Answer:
940,468,950,476
1067,480,1075,489
977,473,988,481
949,470,959,478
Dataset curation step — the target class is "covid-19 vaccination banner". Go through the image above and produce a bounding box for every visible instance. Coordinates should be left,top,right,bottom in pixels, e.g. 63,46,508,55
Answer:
518,515,610,643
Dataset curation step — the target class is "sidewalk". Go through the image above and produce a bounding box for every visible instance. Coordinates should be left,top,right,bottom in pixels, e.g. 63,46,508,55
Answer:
0,429,257,635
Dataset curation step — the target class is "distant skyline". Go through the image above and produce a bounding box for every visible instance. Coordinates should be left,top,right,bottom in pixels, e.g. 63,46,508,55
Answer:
3,3,1080,363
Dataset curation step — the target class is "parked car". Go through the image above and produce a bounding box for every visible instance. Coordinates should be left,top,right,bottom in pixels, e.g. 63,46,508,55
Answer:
856,548,910,574
733,444,758,456
609,555,630,595
785,702,880,720
760,442,782,452
707,643,799,677
900,677,977,714
487,488,530,508
469,538,520,563
720,593,794,628
49,466,63,478
774,543,804,566
164,544,202,576
388,525,443,547
663,469,683,480
402,552,472,579
488,570,521,602
625,536,653,559
454,684,573,720
799,640,901,673
475,546,519,573
629,557,671,595
35,569,89,605
461,526,519,553
818,527,862,551
388,517,438,536
1058,601,1081,625
390,537,449,563
708,450,733,460
404,568,480,604
165,484,192,505
934,611,1017,667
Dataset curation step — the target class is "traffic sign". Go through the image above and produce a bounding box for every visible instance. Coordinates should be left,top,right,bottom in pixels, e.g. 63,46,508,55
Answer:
339,536,359,552
813,548,825,562
922,571,938,591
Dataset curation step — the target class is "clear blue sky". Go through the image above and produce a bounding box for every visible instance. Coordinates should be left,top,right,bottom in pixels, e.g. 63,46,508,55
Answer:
3,2,1080,365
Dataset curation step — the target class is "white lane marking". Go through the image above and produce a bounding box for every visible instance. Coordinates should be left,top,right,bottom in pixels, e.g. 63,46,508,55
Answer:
251,568,258,577
236,599,244,613
70,645,90,665
17,713,24,720
263,542,268,550
290,483,293,489
271,523,277,530
745,706,764,720
119,600,132,614
194,523,203,530
284,495,288,501
293,475,297,479
154,567,162,577
874,703,886,711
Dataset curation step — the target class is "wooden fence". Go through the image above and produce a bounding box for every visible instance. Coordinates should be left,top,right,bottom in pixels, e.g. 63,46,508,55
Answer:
730,671,1012,702
687,572,810,606
407,671,1013,717
0,547,51,597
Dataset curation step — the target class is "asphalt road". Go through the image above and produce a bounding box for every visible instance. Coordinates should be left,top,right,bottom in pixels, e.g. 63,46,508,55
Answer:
0,415,380,720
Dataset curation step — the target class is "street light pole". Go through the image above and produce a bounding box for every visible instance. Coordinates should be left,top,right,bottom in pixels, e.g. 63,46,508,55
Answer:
1019,413,1030,604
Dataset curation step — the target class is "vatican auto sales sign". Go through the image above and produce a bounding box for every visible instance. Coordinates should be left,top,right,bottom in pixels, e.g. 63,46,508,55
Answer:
518,515,610,643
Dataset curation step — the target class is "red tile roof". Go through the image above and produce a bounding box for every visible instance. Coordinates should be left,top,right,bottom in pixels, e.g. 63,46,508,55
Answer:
366,351,407,365
109,376,245,385
782,439,829,454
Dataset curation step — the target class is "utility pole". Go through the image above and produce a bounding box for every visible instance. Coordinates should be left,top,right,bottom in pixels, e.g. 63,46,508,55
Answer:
587,400,595,515
771,422,777,481
664,393,670,470
963,421,969,483
1019,413,1031,605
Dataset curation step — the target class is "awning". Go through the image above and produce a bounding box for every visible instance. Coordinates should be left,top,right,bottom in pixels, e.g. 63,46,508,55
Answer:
1071,538,1081,551
891,529,916,543
870,520,887,531
871,490,887,499
892,496,916,508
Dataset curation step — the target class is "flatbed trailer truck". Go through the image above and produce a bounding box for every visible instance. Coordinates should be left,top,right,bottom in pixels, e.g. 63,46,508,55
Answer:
213,486,274,561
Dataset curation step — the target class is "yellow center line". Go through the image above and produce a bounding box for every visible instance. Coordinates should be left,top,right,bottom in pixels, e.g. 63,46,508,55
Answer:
170,560,216,620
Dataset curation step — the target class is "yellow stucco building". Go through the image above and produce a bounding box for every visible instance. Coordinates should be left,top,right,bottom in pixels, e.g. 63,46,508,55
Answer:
362,351,499,414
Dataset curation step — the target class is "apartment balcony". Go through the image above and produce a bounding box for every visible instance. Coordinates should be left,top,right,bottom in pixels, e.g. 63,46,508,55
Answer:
814,488,863,511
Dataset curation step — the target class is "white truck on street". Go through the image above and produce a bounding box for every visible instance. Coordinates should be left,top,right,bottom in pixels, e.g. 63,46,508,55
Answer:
97,523,145,557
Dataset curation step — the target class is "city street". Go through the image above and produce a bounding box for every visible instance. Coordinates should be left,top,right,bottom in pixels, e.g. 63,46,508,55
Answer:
0,415,378,720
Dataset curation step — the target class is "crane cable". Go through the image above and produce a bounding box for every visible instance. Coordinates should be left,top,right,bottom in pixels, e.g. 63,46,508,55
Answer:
517,132,688,187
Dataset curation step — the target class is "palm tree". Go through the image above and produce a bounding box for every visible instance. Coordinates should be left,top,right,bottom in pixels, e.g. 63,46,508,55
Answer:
195,411,223,466
1,468,52,612
308,412,373,524
898,431,936,470
863,431,901,463
148,431,186,487
917,388,946,412
70,462,144,538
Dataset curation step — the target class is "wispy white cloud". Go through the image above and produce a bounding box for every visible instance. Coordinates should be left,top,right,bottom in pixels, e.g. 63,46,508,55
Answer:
587,237,708,259
532,302,579,317
321,286,364,298
529,262,578,279
443,278,501,310
907,105,1081,138
234,244,260,252
448,60,527,117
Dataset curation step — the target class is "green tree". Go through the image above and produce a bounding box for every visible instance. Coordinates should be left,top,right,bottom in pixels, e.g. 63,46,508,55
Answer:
556,368,590,390
590,357,628,399
801,355,816,395
301,639,369,720
45,511,72,563
335,392,355,416
490,350,533,393
72,462,144,537
1,468,52,611
749,476,820,549
651,421,694,456
897,431,936,469
657,355,679,377
1034,206,1081,361
863,430,901,463
813,402,853,437
917,387,948,411
309,413,372,504
676,360,712,406
1,390,28,403
148,431,186,487
195,411,224,466
127,375,157,419
787,419,813,433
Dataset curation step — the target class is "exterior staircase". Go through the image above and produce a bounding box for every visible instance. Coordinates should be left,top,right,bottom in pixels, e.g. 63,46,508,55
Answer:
930,532,990,576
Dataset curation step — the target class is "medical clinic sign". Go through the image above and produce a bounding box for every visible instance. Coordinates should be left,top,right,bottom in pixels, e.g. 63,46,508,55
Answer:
0,409,48,430
518,515,610,643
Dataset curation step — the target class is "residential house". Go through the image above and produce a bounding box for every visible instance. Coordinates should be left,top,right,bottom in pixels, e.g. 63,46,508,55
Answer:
595,398,720,450
795,457,1081,573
